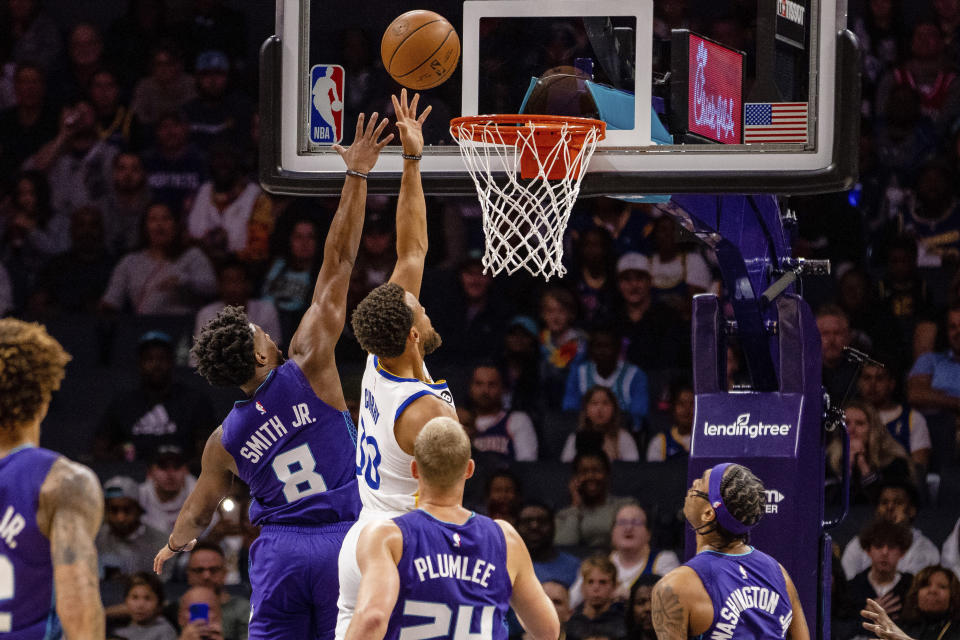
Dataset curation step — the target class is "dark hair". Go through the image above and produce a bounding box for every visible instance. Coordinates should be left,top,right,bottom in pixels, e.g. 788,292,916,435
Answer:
140,202,186,258
190,540,226,559
191,305,256,387
0,320,71,430
125,571,164,603
815,303,849,324
902,566,960,623
859,519,913,552
716,464,765,541
351,282,414,357
485,468,521,497
626,574,660,634
10,170,53,227
669,378,694,404
519,500,555,520
578,385,622,433
572,449,611,475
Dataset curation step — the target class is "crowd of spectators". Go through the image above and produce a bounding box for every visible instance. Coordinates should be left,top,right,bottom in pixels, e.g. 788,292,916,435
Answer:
4,0,960,638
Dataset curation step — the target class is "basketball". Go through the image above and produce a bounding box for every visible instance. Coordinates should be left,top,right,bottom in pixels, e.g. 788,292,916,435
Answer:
381,10,460,90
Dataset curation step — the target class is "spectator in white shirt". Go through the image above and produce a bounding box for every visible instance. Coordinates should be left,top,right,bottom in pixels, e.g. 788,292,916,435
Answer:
942,516,960,580
186,143,264,260
842,480,940,579
138,445,197,540
194,259,282,349
468,364,538,461
568,502,679,607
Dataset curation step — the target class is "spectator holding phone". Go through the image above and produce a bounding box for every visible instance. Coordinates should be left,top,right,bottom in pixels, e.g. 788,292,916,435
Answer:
176,586,223,640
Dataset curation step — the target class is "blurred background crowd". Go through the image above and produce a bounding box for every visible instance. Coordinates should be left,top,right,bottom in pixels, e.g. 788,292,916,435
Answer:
3,0,960,639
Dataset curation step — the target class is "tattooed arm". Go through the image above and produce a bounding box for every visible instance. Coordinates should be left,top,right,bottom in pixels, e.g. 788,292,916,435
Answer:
37,457,105,639
651,574,689,640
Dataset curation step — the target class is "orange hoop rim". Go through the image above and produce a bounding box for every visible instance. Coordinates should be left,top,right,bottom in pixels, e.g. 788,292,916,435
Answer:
450,114,607,145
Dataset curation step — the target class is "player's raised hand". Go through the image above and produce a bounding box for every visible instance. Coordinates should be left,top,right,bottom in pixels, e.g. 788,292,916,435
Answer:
861,598,913,640
392,88,432,156
332,111,394,174
153,536,197,575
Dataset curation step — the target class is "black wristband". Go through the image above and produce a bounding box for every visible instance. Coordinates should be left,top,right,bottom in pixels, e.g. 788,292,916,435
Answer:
167,538,188,553
345,169,368,179
401,153,422,161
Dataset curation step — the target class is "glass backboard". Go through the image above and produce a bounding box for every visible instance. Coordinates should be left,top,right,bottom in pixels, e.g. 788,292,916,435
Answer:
261,0,858,196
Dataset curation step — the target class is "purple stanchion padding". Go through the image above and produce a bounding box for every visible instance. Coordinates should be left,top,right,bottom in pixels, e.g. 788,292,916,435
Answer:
660,195,832,640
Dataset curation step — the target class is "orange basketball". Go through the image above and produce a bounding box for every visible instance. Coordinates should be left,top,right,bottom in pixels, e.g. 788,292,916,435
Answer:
381,10,460,90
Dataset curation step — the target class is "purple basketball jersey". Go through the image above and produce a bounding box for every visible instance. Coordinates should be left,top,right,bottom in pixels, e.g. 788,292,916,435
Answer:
685,547,794,640
387,510,512,640
220,360,361,526
0,446,60,639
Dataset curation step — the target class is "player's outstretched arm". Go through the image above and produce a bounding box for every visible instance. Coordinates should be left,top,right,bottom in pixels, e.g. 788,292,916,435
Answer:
39,458,105,640
651,571,691,640
861,598,914,640
288,112,393,396
780,565,811,640
345,520,404,640
154,427,236,574
499,520,560,640
389,89,432,299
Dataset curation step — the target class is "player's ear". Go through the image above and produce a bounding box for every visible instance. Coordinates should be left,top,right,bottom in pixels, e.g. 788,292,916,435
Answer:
410,459,420,479
464,459,475,480
409,326,420,344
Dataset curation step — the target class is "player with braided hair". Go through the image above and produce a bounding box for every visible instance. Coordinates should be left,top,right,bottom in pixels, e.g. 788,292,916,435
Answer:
651,463,810,640
154,108,395,640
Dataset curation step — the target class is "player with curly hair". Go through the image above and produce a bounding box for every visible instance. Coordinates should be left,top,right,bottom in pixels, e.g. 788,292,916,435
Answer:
0,318,105,638
651,463,810,640
336,90,457,639
154,107,395,640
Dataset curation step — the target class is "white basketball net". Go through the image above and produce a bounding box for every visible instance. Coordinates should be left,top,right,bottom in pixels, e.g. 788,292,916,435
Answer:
450,118,603,281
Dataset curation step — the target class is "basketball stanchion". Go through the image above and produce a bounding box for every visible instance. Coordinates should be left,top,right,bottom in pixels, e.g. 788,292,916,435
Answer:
449,115,606,281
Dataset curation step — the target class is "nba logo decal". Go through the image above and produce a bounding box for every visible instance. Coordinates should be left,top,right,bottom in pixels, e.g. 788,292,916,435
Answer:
452,533,461,548
255,401,266,415
309,64,345,144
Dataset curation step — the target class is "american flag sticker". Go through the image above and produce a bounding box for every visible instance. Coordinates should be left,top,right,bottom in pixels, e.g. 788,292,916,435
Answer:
743,102,808,143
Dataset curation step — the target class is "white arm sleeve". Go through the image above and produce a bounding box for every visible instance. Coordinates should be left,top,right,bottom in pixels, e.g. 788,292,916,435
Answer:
646,435,666,462
909,410,932,452
507,412,538,461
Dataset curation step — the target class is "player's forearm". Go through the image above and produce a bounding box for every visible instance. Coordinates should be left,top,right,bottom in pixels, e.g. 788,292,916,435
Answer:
344,608,390,640
53,544,105,639
169,491,220,546
395,159,428,260
315,174,368,301
906,384,960,412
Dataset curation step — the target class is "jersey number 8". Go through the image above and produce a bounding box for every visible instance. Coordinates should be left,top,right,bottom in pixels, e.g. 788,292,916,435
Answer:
272,444,327,502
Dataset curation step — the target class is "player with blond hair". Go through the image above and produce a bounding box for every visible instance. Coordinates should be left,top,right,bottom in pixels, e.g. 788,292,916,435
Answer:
0,318,105,638
345,417,559,640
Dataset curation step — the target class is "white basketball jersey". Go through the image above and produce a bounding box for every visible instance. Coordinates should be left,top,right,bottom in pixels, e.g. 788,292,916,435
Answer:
356,354,455,515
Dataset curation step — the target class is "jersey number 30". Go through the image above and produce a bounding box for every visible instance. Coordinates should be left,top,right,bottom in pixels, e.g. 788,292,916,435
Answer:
355,417,382,490
400,600,495,640
272,444,327,502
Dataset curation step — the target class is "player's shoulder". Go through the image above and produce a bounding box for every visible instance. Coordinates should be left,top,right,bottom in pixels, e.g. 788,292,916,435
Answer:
38,456,103,533
655,564,703,598
41,456,101,500
396,391,457,425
